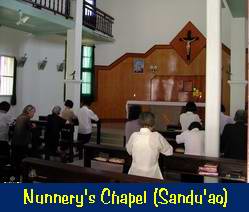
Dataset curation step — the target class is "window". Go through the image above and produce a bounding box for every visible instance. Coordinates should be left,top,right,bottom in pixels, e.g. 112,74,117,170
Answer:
84,0,96,29
81,46,94,101
82,72,91,95
85,0,95,6
85,0,96,16
0,56,15,96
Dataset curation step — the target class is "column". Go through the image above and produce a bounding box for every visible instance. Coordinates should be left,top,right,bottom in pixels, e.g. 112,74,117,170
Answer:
65,0,83,108
205,0,221,157
229,18,247,118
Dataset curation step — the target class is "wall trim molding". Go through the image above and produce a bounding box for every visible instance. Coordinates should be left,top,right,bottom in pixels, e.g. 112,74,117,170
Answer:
222,44,231,55
95,44,172,70
95,44,231,71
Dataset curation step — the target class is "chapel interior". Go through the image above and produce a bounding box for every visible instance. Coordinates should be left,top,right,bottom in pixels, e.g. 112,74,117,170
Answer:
0,0,248,183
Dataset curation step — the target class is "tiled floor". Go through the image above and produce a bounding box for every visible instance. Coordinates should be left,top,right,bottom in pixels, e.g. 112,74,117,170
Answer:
100,122,125,135
92,122,125,147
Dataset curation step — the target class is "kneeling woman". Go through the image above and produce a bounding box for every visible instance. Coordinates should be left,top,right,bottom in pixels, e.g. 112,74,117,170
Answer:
126,112,173,179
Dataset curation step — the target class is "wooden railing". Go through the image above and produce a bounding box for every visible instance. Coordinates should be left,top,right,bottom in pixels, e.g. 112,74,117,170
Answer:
19,0,114,36
20,0,72,18
83,1,114,37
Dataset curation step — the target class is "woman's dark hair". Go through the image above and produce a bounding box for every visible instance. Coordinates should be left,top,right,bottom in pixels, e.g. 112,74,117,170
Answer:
185,101,197,113
234,110,247,123
0,101,11,112
128,105,142,121
188,122,202,130
221,104,225,113
180,106,186,114
65,99,74,108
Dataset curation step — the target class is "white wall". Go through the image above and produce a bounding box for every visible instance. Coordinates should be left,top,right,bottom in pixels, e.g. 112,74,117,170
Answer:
0,26,66,118
0,26,27,116
0,0,233,117
95,0,232,65
221,0,232,47
229,17,247,117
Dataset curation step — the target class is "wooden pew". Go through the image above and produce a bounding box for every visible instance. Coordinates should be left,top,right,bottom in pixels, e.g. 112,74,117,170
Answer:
83,143,247,182
159,130,184,152
32,119,101,145
92,120,101,144
22,158,163,183
161,153,247,182
83,143,131,173
30,120,101,161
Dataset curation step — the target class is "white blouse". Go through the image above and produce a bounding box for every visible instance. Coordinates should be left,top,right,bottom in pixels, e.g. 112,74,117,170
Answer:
220,112,233,135
126,128,173,179
176,128,205,156
77,106,99,134
0,111,14,141
180,111,201,131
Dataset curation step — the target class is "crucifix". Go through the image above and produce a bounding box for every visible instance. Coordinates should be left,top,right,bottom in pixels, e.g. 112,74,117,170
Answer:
70,70,76,80
179,30,199,61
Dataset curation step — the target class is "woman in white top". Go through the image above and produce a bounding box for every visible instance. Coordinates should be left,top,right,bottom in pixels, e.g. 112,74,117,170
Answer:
180,101,201,131
0,101,13,141
77,100,99,159
126,112,173,180
176,122,204,156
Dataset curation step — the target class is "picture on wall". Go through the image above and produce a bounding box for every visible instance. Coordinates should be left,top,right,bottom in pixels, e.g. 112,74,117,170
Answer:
133,59,144,73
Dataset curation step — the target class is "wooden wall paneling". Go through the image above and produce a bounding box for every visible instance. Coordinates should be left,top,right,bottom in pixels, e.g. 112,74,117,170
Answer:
92,58,151,119
150,75,205,102
221,51,231,115
147,49,206,76
93,46,230,120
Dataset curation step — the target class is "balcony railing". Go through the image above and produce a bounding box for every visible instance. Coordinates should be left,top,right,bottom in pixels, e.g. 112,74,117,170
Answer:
18,0,114,37
21,0,72,18
83,1,114,37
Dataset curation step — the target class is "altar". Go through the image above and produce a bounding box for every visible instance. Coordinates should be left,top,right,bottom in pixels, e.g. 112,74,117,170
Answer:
126,101,205,131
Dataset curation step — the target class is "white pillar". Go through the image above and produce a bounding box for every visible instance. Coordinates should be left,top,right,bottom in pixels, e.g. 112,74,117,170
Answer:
229,18,247,118
65,0,83,108
205,0,221,157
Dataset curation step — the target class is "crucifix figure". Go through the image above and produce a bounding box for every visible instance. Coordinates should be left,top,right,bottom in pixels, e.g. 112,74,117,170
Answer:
70,70,76,80
179,30,199,61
